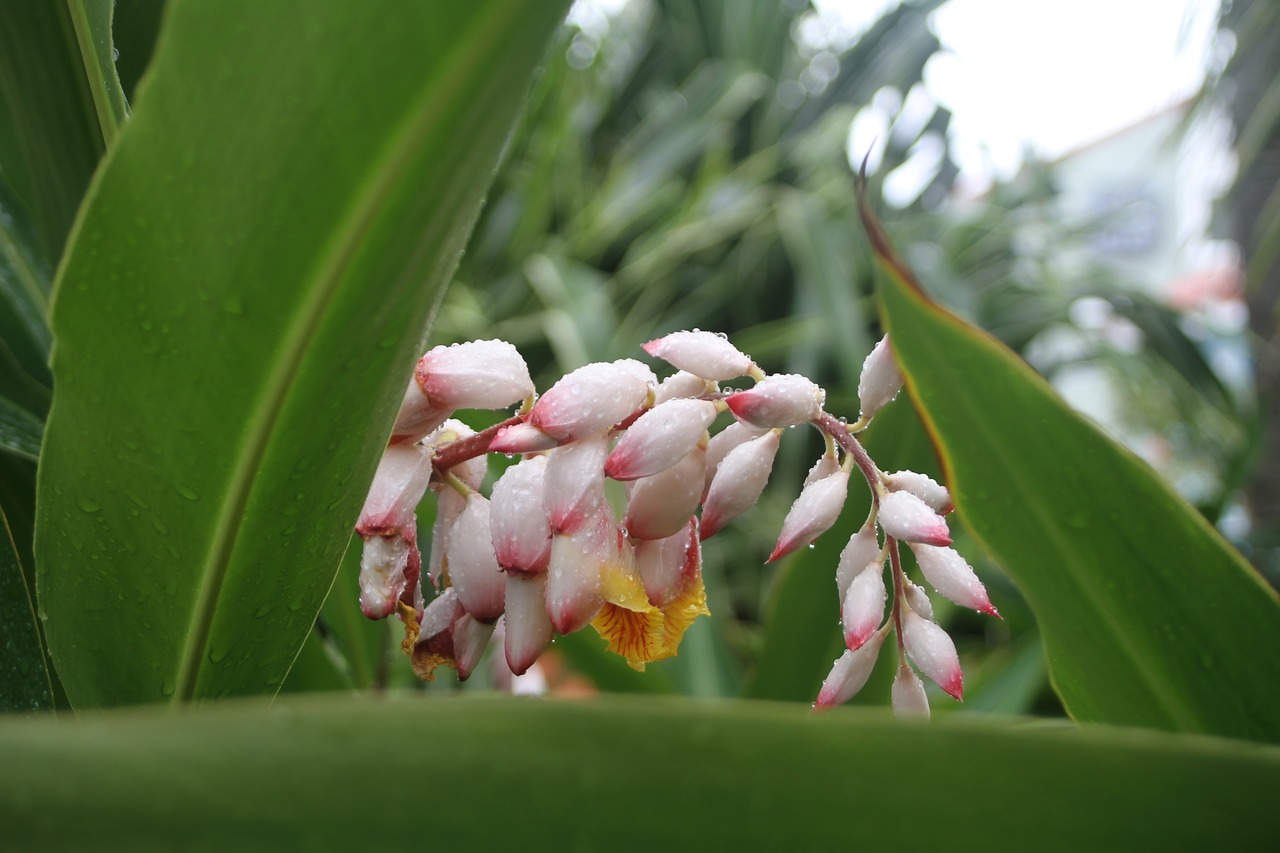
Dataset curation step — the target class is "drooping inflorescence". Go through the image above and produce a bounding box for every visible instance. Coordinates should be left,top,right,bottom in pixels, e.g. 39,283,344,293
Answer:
355,330,999,715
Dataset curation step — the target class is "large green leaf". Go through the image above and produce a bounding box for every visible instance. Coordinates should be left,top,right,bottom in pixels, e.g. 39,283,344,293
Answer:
36,0,570,708
866,202,1280,743
0,695,1276,848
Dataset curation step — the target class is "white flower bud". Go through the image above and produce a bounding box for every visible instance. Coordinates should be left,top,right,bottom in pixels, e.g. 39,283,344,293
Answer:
904,580,934,622
605,398,717,481
624,446,706,541
654,370,716,404
504,574,553,675
634,519,700,607
527,359,655,442
703,421,768,497
885,470,952,514
446,494,506,623
642,330,755,381
858,335,903,420
902,610,963,700
842,562,885,651
909,543,999,616
891,661,930,718
804,452,840,487
417,339,534,411
545,516,609,634
836,523,880,605
699,429,781,539
877,490,951,546
725,374,824,428
544,434,609,535
769,471,851,562
357,443,432,534
815,632,885,710
452,614,495,681
490,456,552,574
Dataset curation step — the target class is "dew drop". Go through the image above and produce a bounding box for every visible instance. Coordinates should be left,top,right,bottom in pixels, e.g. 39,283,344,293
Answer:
175,484,200,501
77,497,101,513
161,679,175,696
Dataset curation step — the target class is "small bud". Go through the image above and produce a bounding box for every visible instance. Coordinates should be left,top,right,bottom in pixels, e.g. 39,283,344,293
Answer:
416,339,534,412
606,398,717,481
891,661,931,718
490,456,552,575
545,514,610,634
624,446,706,541
527,359,655,442
814,632,885,710
909,543,999,617
654,370,716,404
390,377,450,445
427,487,464,590
356,443,432,534
504,574,553,675
700,429,781,539
877,491,951,546
446,494,506,623
768,471,851,562
902,610,964,700
642,330,755,381
634,519,700,607
904,580,934,622
842,562,886,651
885,470,952,514
545,434,609,535
725,374,824,428
836,523,880,605
488,422,562,454
703,421,768,497
804,452,840,487
452,614,496,681
858,335,903,420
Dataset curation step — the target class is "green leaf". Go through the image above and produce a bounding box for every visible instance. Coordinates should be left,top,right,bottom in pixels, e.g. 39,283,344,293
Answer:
66,0,130,146
36,0,570,709
0,395,42,460
866,201,1280,743
0,505,54,713
0,182,54,379
1,695,1277,848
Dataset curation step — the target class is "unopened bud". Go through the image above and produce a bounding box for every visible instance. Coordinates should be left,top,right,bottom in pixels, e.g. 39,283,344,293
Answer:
356,443,432,534
624,446,706,541
858,335,903,421
814,632,885,710
909,543,999,617
487,422,561,454
725,374,824,428
885,470,952,514
416,339,533,412
703,421,768,497
504,574,553,675
904,580,934,622
836,523,880,605
902,610,963,700
446,494,506,622
877,490,951,546
700,429,781,539
634,519,700,607
490,456,552,575
804,452,840,487
891,661,930,718
642,330,755,381
768,471,851,562
654,370,716,404
605,398,717,481
545,434,609,535
452,614,496,680
545,515,609,634
842,562,886,651
527,359,655,442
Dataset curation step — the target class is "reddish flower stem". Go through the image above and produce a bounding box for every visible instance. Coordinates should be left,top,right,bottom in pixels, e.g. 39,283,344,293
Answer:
887,536,907,657
430,414,524,473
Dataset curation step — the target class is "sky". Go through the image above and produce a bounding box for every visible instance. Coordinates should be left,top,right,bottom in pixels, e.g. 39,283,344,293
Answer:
815,0,1222,192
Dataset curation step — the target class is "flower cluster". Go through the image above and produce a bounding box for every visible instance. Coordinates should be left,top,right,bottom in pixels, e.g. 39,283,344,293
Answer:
356,330,998,715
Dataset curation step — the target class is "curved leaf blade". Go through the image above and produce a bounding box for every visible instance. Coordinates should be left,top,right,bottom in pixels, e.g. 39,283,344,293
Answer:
0,505,54,712
36,0,569,708
0,696,1276,848
66,0,129,146
866,201,1280,743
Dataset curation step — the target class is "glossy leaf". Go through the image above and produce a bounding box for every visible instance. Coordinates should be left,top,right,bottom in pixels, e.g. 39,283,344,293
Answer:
0,506,54,712
1,695,1278,847
36,0,571,708
67,0,129,146
867,200,1280,743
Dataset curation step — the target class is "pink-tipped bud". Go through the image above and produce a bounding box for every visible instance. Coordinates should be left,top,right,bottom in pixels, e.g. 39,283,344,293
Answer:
858,335,903,420
545,434,609,535
635,519,700,607
642,330,754,381
703,421,768,497
488,422,561,454
885,470,952,514
814,632,885,710
490,456,552,574
357,443,432,534
504,574,553,674
904,580,934,622
902,610,963,700
545,519,608,634
909,543,999,617
891,661,930,718
624,446,706,541
446,494,506,623
804,452,840,487
452,614,496,680
725,374,824,428
416,339,533,412
842,563,886,651
836,523,881,605
427,487,465,590
390,377,450,444
700,429,781,539
877,490,951,546
527,359,655,442
768,471,851,562
357,529,420,619
654,370,716,404
605,398,717,481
